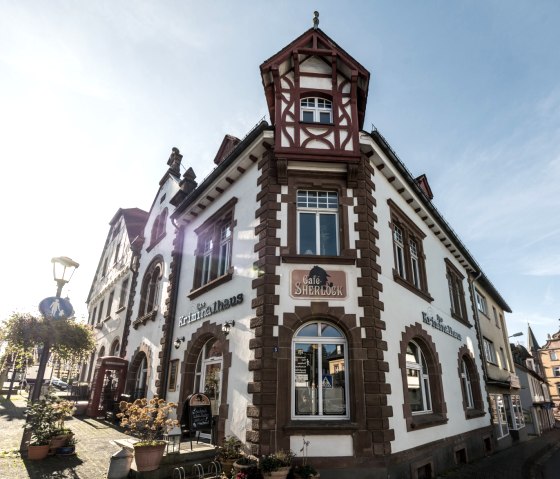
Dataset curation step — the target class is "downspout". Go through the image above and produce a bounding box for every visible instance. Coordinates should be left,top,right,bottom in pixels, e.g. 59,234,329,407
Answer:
160,217,184,400
468,270,494,420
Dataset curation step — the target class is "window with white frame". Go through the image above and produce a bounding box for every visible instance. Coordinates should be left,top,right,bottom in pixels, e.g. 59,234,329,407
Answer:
292,321,348,419
118,278,129,309
493,306,499,327
489,394,509,439
446,259,467,322
460,359,474,409
297,191,339,256
475,289,488,316
389,200,430,299
406,341,432,414
506,395,525,430
300,97,333,124
483,337,498,364
499,347,508,370
193,199,236,290
553,366,560,377
551,350,558,361
194,338,223,416
138,258,163,318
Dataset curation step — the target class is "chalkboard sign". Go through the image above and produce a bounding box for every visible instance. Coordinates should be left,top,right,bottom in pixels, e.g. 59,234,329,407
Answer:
183,393,212,432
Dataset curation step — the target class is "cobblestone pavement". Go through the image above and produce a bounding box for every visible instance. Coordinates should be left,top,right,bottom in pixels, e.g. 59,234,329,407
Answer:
2,391,560,479
0,391,132,479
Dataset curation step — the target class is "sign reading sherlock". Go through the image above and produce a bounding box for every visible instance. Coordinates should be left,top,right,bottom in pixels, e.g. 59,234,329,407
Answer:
179,293,243,327
291,266,346,299
39,296,74,320
422,311,462,341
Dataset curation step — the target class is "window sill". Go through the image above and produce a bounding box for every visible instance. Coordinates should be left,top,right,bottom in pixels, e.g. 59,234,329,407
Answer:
146,232,167,253
103,315,112,322
283,420,358,434
115,306,126,314
133,309,158,329
189,271,233,300
393,272,434,303
451,312,472,327
299,121,334,127
465,408,486,419
407,412,448,431
282,254,356,265
94,323,103,330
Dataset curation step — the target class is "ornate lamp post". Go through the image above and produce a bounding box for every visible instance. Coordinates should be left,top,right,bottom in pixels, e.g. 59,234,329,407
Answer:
31,256,79,402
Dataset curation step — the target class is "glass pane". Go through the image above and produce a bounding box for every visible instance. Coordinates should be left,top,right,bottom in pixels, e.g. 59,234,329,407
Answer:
204,363,221,400
320,324,342,337
302,111,314,122
407,367,423,412
296,323,318,337
319,213,337,255
319,112,331,124
294,343,319,416
322,343,346,415
299,212,316,255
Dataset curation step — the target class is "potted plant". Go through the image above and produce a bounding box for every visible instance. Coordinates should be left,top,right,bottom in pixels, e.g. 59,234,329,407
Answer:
233,454,258,474
259,450,294,479
232,466,263,479
24,393,60,460
48,397,76,455
292,437,319,479
56,436,78,456
117,396,179,472
216,435,243,475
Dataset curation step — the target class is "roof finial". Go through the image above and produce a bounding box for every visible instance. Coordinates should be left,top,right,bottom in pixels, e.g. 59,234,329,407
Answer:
313,11,319,30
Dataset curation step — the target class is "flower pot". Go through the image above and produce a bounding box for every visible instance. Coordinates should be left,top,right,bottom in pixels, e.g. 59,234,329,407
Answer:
233,460,258,473
28,444,50,460
133,443,166,472
49,435,70,455
220,458,236,475
56,445,76,455
264,466,291,479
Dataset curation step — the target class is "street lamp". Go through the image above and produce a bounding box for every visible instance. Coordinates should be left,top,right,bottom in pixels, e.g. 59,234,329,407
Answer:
31,256,79,402
52,256,79,297
509,332,523,338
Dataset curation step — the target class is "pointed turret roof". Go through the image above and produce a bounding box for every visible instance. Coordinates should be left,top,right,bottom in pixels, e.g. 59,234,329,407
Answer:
527,324,541,354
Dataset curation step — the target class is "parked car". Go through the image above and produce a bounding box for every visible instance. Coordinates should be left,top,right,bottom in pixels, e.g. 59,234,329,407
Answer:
50,377,69,390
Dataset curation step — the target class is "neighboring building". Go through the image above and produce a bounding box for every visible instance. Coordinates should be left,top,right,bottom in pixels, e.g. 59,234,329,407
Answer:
471,282,522,447
122,148,187,400
510,327,554,436
539,328,560,418
83,207,147,383
86,23,519,479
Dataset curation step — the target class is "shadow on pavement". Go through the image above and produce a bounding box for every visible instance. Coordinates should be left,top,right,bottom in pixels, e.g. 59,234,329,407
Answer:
23,454,84,479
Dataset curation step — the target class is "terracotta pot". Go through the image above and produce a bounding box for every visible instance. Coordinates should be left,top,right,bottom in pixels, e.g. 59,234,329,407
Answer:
220,458,236,475
133,443,166,472
49,435,70,455
28,444,50,460
233,460,258,473
264,466,291,479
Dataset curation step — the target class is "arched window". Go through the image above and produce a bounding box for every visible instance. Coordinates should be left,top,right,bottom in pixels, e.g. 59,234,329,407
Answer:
399,325,447,431
292,321,348,419
134,354,148,400
460,358,474,409
149,208,168,248
110,339,120,356
406,340,431,413
300,97,333,124
99,346,106,359
194,338,223,416
457,347,484,418
139,258,163,317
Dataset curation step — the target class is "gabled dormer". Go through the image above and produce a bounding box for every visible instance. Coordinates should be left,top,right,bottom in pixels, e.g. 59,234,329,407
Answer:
260,27,369,163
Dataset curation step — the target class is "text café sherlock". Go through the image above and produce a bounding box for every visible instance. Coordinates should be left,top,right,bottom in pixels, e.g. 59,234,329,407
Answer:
291,266,347,299
179,294,243,327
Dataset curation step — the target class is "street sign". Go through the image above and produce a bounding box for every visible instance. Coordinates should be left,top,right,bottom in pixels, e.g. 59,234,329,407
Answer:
39,297,74,319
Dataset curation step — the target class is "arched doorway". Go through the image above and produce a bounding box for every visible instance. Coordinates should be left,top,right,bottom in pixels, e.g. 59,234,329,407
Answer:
194,338,223,416
127,351,149,400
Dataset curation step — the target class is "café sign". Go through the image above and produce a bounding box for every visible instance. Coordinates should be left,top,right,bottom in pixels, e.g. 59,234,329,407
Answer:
291,266,346,299
179,293,243,327
422,311,462,341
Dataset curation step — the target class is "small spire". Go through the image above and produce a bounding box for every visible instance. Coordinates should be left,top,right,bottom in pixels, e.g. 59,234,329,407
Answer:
167,147,182,175
313,11,319,30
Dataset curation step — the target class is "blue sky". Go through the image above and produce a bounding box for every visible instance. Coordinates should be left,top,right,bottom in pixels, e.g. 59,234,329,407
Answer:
1,1,559,347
